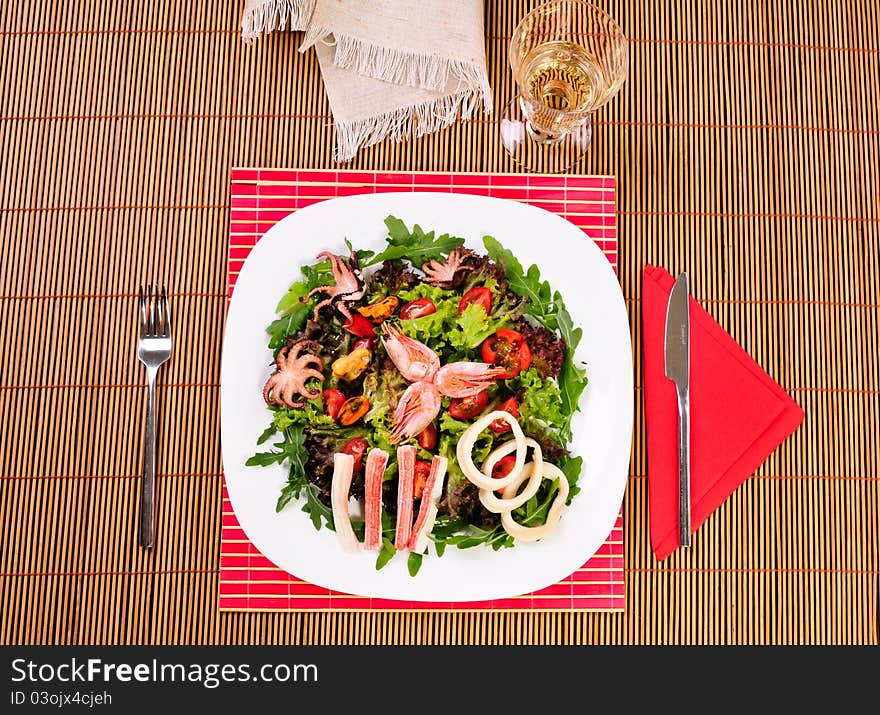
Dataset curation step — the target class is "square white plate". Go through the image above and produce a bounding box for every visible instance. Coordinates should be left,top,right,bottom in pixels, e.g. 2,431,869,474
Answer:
221,192,632,601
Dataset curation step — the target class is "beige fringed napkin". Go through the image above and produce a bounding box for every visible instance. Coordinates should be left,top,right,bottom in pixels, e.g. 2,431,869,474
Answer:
241,0,492,161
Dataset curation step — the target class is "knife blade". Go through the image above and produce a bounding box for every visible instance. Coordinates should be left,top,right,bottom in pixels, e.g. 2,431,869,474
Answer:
665,272,691,547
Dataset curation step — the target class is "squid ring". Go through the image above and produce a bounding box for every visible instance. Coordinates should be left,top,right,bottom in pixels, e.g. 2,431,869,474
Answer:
478,438,545,514
499,462,570,542
456,411,527,492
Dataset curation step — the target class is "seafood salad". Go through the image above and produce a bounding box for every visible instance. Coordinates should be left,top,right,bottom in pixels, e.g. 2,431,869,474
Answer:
247,216,589,575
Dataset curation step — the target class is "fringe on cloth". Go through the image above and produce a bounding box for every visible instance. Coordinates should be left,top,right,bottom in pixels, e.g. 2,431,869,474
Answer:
301,25,493,111
333,88,486,162
241,0,314,43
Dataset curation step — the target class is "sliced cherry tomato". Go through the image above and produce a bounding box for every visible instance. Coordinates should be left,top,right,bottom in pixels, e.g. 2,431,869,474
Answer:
338,395,370,426
481,328,532,379
458,286,493,315
489,397,520,433
416,422,438,450
343,312,377,338
322,389,346,420
413,460,432,499
342,437,369,472
491,455,518,494
448,390,489,420
399,298,437,320
352,336,374,351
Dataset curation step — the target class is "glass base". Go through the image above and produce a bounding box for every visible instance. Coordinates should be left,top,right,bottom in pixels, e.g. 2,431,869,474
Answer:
499,98,592,174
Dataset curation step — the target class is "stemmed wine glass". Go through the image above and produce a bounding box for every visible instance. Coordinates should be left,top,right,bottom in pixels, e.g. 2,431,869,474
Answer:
500,0,628,173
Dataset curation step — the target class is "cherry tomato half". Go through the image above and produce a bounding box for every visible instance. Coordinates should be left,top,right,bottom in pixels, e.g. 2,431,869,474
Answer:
481,328,532,379
489,397,520,434
458,286,493,315
491,455,518,494
413,460,432,499
322,389,346,420
399,298,437,320
416,422,438,450
342,437,369,472
343,312,377,338
352,336,374,351
448,390,489,420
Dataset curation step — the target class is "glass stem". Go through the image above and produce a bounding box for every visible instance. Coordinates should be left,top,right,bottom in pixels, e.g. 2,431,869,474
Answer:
525,121,566,145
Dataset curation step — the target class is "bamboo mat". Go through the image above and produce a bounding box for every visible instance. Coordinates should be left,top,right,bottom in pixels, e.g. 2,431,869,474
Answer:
0,0,877,645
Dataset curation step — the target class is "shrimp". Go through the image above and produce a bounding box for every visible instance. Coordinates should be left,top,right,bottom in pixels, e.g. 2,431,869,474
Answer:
434,362,508,398
380,323,440,383
390,381,441,444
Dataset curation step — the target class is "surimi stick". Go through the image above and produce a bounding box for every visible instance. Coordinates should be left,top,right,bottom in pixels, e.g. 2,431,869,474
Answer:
330,453,358,552
394,445,416,550
408,456,448,553
363,448,388,551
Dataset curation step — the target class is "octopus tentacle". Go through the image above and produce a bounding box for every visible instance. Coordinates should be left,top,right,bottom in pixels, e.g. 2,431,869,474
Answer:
262,339,325,408
308,251,365,322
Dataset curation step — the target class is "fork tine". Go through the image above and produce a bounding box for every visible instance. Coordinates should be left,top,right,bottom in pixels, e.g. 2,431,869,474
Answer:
155,284,164,336
161,286,171,337
138,287,146,338
147,284,155,336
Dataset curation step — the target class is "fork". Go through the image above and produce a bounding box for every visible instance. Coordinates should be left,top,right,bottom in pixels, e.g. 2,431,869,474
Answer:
137,285,172,548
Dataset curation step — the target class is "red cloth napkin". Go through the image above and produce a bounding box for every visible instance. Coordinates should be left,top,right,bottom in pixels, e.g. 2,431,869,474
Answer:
642,265,805,560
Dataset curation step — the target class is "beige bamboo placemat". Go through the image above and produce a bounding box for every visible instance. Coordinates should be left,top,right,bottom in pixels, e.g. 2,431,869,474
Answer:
0,0,877,645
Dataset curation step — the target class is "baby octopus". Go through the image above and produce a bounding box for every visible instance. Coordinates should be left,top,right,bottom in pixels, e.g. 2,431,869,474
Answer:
420,248,479,289
262,339,324,409
308,251,365,321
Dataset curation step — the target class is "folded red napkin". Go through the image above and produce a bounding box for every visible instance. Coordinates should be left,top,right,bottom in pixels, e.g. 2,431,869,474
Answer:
642,265,805,560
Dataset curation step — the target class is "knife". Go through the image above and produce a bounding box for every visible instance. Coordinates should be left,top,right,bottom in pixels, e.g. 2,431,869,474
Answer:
665,272,691,547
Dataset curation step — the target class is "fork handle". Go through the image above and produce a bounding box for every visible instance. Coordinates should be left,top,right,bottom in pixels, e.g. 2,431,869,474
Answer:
139,367,158,548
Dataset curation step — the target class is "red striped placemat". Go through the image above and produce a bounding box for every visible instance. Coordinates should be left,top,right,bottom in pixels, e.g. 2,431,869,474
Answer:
221,169,623,612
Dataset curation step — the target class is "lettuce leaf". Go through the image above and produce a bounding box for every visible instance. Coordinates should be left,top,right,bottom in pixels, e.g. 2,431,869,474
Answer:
396,284,508,357
508,368,567,435
455,303,500,349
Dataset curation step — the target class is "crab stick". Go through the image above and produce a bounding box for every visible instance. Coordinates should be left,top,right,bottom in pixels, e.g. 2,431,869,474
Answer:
363,448,388,551
408,456,448,553
394,445,417,550
330,453,358,552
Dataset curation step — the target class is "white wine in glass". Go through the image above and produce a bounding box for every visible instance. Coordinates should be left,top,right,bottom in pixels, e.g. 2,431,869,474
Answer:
501,1,628,173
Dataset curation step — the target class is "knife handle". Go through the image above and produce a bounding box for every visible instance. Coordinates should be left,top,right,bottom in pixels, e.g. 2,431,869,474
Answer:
677,388,691,547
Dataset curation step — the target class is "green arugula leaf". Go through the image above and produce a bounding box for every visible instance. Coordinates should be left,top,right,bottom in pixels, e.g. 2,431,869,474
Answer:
364,216,465,267
483,235,556,328
245,451,287,467
256,424,277,445
556,300,589,439
276,484,296,513
275,280,310,315
559,455,583,504
407,552,424,577
375,539,396,570
302,484,333,531
266,306,311,350
249,425,314,517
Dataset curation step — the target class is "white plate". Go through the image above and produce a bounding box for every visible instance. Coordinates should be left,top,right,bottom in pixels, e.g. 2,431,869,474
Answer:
221,192,632,602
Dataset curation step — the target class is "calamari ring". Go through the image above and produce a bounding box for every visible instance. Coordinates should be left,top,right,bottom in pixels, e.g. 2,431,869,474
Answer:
456,411,526,492
478,438,545,514
499,462,570,542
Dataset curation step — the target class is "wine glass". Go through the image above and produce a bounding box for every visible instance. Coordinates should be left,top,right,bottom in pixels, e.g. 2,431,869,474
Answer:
500,0,628,173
